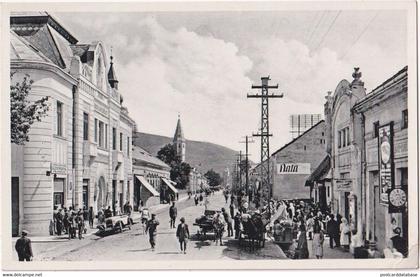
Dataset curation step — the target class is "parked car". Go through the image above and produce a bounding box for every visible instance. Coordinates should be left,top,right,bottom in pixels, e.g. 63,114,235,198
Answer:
97,214,131,234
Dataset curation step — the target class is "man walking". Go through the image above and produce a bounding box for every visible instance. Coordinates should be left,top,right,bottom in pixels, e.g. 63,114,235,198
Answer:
76,211,85,240
221,208,233,237
169,202,177,228
146,214,160,250
176,217,190,254
15,230,33,261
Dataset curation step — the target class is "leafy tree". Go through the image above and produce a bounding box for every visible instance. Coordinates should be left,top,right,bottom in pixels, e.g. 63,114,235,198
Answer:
204,169,222,187
10,73,49,145
157,144,191,189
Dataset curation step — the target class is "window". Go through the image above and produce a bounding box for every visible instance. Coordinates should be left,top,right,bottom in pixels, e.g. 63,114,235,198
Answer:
105,124,108,149
127,136,130,156
402,109,408,129
98,121,104,148
303,145,306,151
343,128,347,147
94,119,98,143
347,127,350,146
321,132,324,136
83,113,89,141
56,101,63,136
338,131,342,148
120,132,123,151
112,128,117,150
373,121,379,138
327,186,330,198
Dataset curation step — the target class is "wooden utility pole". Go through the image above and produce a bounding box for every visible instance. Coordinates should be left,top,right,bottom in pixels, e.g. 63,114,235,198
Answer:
247,76,283,207
239,135,254,199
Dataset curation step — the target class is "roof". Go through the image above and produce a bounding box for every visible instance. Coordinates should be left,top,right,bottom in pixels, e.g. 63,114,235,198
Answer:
10,12,78,44
10,30,51,62
305,155,331,187
271,120,325,157
162,178,179,194
173,116,185,142
135,175,159,197
108,56,118,87
132,145,170,170
353,66,408,112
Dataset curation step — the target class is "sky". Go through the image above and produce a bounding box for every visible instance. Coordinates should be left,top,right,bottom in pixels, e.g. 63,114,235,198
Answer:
54,10,407,161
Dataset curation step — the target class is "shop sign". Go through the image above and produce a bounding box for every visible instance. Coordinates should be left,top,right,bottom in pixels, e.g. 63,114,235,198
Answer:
378,122,394,206
277,163,310,175
51,163,67,175
336,180,352,191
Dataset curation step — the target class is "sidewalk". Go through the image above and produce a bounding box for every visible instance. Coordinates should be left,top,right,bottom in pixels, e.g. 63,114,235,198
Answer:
12,193,191,243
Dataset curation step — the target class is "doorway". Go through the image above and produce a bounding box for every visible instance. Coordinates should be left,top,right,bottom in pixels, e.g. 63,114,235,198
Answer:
82,180,89,209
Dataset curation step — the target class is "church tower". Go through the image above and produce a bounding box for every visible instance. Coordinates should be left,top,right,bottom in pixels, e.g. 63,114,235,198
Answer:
173,115,186,162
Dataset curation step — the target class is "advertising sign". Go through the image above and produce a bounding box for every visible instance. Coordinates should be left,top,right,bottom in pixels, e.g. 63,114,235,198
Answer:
277,163,310,175
378,123,394,206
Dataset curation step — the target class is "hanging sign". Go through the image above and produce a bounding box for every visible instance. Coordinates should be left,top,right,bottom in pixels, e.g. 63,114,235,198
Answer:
277,163,310,175
378,122,394,206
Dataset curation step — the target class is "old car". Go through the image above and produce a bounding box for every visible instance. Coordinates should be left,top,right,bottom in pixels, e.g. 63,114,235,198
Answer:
97,214,131,234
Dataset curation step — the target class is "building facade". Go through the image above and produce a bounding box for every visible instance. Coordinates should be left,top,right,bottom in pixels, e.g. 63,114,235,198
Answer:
316,66,408,255
132,145,170,210
10,13,135,235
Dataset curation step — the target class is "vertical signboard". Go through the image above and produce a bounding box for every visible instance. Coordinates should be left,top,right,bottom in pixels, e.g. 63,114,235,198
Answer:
378,122,394,205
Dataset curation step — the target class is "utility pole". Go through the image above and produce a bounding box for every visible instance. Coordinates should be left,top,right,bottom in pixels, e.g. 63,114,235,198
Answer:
239,136,254,200
247,76,283,208
236,151,243,192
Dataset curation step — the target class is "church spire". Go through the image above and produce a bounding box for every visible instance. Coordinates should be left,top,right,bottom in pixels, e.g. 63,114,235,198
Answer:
108,51,118,89
173,114,186,162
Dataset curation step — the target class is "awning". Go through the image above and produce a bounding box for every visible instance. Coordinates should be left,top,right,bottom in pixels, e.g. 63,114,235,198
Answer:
161,178,179,194
135,175,159,197
305,156,331,187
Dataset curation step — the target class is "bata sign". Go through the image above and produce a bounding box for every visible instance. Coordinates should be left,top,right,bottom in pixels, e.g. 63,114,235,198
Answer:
277,163,310,175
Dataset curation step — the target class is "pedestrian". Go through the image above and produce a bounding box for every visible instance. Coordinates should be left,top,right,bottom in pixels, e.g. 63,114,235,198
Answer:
229,201,235,219
56,208,63,236
306,214,314,240
176,217,190,254
204,197,210,210
194,194,199,206
76,211,85,240
221,208,233,237
105,206,112,218
15,230,33,261
67,212,74,239
114,201,121,216
390,227,408,257
296,224,309,259
234,212,241,239
312,218,324,259
224,192,229,204
326,214,337,249
169,202,177,228
199,194,203,204
63,210,69,235
340,218,350,251
146,214,160,250
88,206,94,229
125,201,133,227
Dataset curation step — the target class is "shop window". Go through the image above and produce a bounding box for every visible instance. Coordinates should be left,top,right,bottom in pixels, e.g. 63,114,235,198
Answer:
373,121,379,138
402,109,408,129
83,113,89,141
56,101,63,136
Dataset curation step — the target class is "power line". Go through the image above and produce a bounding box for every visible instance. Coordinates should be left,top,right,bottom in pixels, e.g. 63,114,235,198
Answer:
306,10,328,46
340,11,380,60
312,10,342,53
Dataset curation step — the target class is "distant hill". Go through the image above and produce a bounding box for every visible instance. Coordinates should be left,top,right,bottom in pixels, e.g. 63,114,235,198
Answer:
133,132,238,175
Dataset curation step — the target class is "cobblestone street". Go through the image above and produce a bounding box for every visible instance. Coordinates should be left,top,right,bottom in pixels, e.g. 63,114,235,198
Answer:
13,192,286,261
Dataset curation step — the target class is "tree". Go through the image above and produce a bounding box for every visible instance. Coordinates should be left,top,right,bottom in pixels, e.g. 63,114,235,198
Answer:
157,144,191,189
10,73,49,145
204,169,222,187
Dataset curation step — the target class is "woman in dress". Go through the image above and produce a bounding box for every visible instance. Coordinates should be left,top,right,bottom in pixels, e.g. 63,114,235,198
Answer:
312,218,324,259
296,224,309,259
340,218,350,251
